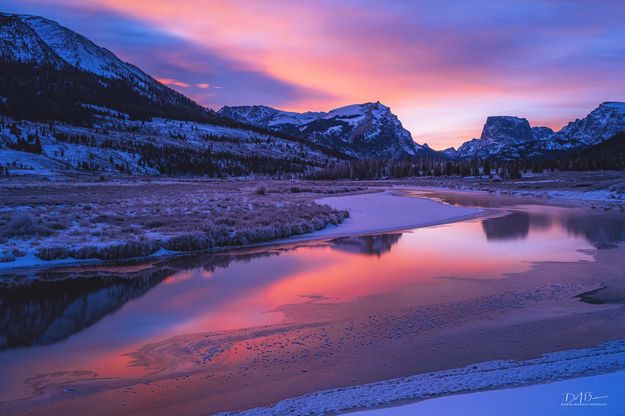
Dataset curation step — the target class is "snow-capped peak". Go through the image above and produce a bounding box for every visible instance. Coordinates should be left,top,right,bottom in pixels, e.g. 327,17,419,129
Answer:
218,102,424,159
598,101,625,111
1,13,151,85
552,101,625,147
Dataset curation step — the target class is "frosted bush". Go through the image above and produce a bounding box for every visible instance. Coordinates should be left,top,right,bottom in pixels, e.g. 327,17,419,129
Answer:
37,246,69,260
6,180,351,263
1,213,53,238
164,233,214,251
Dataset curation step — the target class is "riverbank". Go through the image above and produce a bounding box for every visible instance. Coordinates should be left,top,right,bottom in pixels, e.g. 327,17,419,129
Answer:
349,369,625,416
0,180,481,273
2,191,625,416
221,341,625,415
0,180,356,271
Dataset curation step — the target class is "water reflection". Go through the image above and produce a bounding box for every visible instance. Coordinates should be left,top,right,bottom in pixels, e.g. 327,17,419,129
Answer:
0,250,283,350
1,195,623,401
0,272,167,350
330,233,402,256
480,207,625,247
0,234,405,351
482,212,531,241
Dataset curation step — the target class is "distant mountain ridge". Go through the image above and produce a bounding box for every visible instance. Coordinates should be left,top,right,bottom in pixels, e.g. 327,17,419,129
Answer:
219,102,425,159
0,12,426,161
447,102,625,159
1,12,624,166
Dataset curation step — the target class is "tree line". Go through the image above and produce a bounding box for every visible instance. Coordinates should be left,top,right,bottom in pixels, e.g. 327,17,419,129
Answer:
308,133,625,180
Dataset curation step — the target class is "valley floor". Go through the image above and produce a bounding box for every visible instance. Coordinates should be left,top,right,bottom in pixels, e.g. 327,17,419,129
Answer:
1,171,624,273
1,178,625,415
0,179,361,272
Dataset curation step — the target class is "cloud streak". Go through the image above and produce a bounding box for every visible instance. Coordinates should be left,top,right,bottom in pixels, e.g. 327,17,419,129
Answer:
5,0,625,149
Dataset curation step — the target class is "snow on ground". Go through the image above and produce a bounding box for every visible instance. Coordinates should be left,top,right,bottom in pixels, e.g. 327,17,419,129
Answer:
219,340,625,416
307,190,482,239
351,370,625,416
0,181,359,271
0,186,481,271
0,114,335,178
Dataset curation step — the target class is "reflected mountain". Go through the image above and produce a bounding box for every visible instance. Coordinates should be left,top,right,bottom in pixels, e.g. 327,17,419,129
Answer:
330,233,402,256
0,249,282,350
481,208,625,247
482,212,531,241
0,271,169,350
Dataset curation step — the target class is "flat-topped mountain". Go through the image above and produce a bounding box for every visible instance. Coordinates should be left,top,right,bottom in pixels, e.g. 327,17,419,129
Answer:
447,102,625,159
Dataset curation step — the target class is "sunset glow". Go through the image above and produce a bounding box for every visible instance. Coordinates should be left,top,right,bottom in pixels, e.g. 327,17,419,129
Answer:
6,0,625,149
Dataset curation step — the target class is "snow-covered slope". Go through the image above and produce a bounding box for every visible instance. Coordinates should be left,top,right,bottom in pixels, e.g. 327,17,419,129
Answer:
448,102,625,159
0,12,216,123
1,13,151,85
0,14,65,67
219,102,424,159
0,114,340,177
551,102,625,149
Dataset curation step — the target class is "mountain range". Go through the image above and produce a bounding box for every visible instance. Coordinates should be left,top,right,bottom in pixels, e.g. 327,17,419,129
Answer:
1,12,624,177
444,102,625,160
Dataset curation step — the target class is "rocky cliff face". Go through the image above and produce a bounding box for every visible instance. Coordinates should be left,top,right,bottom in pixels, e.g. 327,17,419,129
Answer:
449,116,551,159
550,102,625,149
448,102,625,159
219,102,424,159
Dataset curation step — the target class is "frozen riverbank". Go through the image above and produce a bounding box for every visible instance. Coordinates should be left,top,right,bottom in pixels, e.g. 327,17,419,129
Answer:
308,190,482,239
0,183,481,273
351,370,624,416
221,340,625,416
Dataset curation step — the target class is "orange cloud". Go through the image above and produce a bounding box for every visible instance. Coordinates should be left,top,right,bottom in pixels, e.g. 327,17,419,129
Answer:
156,77,190,88
45,0,625,148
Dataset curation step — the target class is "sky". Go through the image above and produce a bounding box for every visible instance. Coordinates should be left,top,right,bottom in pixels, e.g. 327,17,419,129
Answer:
5,0,625,149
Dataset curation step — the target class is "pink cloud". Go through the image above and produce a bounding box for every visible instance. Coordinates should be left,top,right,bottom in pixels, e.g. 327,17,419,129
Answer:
156,77,190,88
23,0,625,149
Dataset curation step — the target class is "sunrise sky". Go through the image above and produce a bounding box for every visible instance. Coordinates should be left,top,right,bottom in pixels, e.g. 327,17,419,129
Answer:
6,0,625,149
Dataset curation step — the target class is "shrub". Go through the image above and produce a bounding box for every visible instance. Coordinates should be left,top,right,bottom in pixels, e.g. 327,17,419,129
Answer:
94,240,160,260
71,245,98,259
164,233,214,251
1,213,53,238
37,246,70,260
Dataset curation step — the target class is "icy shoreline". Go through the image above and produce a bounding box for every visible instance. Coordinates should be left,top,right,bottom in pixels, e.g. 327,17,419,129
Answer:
351,370,625,415
0,188,481,273
219,340,625,416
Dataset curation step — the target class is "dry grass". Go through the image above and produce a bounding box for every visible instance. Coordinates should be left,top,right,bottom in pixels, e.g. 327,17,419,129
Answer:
0,179,357,262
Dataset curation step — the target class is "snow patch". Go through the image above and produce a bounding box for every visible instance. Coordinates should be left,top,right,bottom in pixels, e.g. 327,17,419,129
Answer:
219,340,625,415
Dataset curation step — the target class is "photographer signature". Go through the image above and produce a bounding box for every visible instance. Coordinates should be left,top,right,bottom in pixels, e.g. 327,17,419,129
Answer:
561,392,608,406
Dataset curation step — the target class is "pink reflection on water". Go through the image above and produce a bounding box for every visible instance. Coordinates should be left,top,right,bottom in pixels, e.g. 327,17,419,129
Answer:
0,204,600,401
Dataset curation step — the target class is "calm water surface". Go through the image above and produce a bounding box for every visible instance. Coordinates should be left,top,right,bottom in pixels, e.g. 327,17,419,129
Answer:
1,192,625,401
